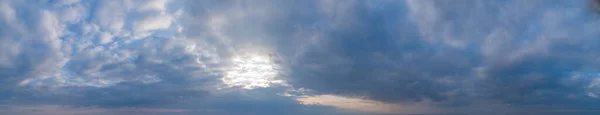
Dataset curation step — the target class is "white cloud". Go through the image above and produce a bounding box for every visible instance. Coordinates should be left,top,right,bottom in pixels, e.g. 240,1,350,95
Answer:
137,0,169,11
132,13,173,33
98,32,113,44
588,78,600,98
52,0,82,6
0,1,17,25
55,2,87,24
0,0,189,88
405,0,439,42
94,1,126,33
40,10,64,42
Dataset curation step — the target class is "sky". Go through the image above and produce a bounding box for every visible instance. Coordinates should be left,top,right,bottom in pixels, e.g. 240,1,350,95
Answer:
2,0,600,115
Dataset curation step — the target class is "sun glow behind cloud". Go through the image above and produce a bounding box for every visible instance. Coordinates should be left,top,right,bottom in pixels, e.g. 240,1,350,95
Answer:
221,54,284,89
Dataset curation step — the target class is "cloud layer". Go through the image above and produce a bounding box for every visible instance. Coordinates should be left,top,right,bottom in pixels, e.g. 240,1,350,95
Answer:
2,0,600,115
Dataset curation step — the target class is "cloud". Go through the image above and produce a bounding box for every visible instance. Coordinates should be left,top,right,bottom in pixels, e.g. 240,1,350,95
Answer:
280,0,600,113
280,0,474,105
0,0,346,114
3,0,600,115
0,0,69,100
405,0,600,108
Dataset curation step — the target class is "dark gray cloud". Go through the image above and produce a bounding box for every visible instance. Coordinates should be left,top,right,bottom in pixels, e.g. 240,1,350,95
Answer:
278,0,600,111
275,1,478,107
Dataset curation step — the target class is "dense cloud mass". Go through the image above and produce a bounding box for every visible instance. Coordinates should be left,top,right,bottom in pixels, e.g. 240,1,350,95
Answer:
2,0,600,115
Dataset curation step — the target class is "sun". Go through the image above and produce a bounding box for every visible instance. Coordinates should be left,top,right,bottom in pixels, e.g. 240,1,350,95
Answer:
221,54,284,89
